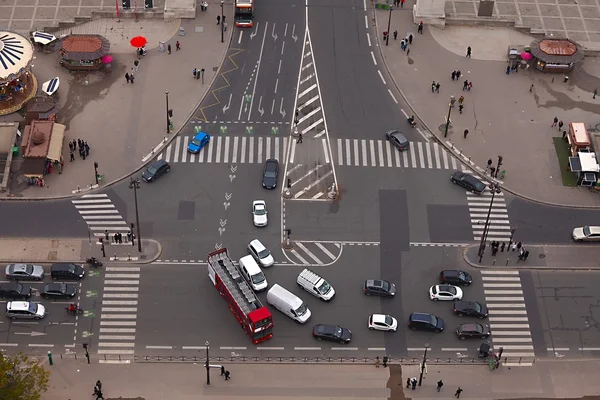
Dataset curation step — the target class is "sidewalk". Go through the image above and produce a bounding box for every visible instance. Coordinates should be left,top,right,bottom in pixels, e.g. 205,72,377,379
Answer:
43,359,390,400
463,244,600,269
0,237,161,263
374,6,600,207
3,7,232,199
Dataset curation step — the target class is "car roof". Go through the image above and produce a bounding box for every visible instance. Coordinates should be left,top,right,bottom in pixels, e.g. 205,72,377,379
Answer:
438,284,455,290
249,239,266,251
389,130,408,141
7,301,31,310
587,226,600,234
454,300,474,308
45,283,63,289
316,324,335,333
367,279,385,287
151,159,168,168
0,282,21,289
459,323,479,331
371,314,388,323
441,270,460,276
410,312,433,321
194,132,209,140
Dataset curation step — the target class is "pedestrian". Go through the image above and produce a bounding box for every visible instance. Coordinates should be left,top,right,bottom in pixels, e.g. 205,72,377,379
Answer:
411,378,417,390
431,81,436,93
517,241,522,251
455,387,463,398
96,380,102,392
217,15,221,24
71,139,76,150
375,356,380,368
224,370,231,380
518,248,525,261
104,230,109,241
79,147,84,158
85,142,90,157
459,104,464,114
68,141,73,152
562,130,567,139
492,245,497,256
114,233,119,244
524,250,530,261
127,231,132,242
297,133,303,143
501,242,506,252
168,44,172,54
408,34,413,44
435,82,440,93
451,71,456,81
78,138,83,149
506,65,510,74
463,79,468,91
176,40,181,50
530,84,534,92
400,39,405,50
418,21,424,34
594,89,597,99
406,378,411,388
125,72,130,83
467,81,472,91
466,46,471,58
400,0,405,7
383,356,388,367
456,70,461,79
490,166,496,177
551,116,558,127
463,129,469,138
558,120,564,130
223,15,226,23
220,365,225,376
130,74,135,84
437,380,444,392
393,30,398,40
70,150,75,162
134,60,139,71
511,242,517,251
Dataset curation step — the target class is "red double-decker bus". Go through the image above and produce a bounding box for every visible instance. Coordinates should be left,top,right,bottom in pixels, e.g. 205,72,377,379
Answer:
207,248,273,344
234,0,254,27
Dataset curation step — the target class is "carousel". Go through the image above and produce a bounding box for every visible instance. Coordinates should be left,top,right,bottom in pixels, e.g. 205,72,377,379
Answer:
0,31,37,116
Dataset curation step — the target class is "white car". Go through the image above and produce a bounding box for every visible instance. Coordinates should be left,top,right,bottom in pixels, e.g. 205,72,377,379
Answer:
252,200,268,227
429,284,463,301
368,314,398,332
572,226,600,242
248,239,274,267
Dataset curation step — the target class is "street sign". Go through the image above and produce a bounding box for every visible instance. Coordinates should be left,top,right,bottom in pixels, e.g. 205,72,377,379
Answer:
246,126,254,135
86,290,98,298
271,126,279,135
220,125,228,134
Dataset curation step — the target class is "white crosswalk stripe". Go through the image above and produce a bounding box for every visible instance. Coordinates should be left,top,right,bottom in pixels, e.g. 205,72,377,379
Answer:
72,194,128,238
97,266,141,360
285,241,342,265
481,270,535,363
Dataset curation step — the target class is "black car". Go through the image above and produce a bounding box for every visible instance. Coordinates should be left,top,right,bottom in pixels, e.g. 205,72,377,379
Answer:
385,130,409,151
450,171,486,194
456,323,491,340
50,263,85,280
41,283,77,299
408,312,444,332
262,159,279,189
312,324,352,344
439,270,472,286
364,279,396,297
142,160,171,182
0,282,32,299
453,301,488,318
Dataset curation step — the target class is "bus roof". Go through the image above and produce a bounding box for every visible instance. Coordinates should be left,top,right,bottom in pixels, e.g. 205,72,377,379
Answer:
235,0,253,5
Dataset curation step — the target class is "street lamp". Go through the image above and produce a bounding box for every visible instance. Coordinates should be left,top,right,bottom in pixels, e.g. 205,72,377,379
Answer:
128,178,142,253
444,96,453,137
165,89,170,133
386,6,393,46
478,183,501,262
418,343,429,386
220,1,224,43
205,340,210,385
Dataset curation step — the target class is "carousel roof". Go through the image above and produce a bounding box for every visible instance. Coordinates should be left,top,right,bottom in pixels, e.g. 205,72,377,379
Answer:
0,31,34,84
530,38,584,64
61,35,110,61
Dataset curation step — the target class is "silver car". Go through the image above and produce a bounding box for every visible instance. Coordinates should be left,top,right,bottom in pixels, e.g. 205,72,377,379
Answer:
5,264,45,281
572,226,600,242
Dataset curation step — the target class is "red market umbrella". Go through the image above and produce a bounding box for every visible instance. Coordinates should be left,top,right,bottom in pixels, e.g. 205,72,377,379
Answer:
101,55,113,63
521,52,532,60
130,36,147,48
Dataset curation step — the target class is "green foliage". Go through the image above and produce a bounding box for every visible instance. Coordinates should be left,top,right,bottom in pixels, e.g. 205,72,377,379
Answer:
0,353,50,400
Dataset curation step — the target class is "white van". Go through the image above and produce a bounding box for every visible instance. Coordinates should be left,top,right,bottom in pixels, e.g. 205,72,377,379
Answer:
296,268,335,301
238,255,268,292
266,284,311,324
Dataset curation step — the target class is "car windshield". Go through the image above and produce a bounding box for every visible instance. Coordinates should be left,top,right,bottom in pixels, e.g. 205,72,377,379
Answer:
317,281,331,295
333,327,343,338
191,138,202,146
472,302,482,312
583,226,592,236
147,165,158,174
295,303,308,316
251,272,266,285
254,317,271,329
254,206,266,215
429,315,438,326
384,315,394,325
28,303,37,313
458,271,467,280
472,180,486,191
258,249,271,259
24,265,33,274
444,286,457,295
381,281,390,291
473,324,483,333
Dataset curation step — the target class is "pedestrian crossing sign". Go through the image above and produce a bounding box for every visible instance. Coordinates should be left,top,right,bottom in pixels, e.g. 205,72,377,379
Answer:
220,125,228,134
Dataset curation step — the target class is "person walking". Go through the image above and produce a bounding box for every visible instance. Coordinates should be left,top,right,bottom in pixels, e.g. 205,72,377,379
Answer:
551,116,558,127
382,356,388,367
168,44,172,54
393,30,398,40
95,381,102,392
400,0,405,7
530,84,534,92
70,150,75,162
466,46,471,58
220,365,225,376
431,81,436,93
406,378,411,388
411,378,418,390
524,250,530,261
418,21,424,34
594,89,597,99
558,120,564,130
297,133,303,144
125,72,130,83
217,15,221,24
506,65,511,74
456,70,461,79
224,370,231,380
408,34,413,44
455,387,463,398
435,82,440,93
375,357,381,368
176,40,181,50
517,241,522,251
511,242,518,251
451,71,456,81
463,79,469,91
134,60,139,71
501,242,506,252
130,74,135,84
437,380,444,392
467,81,473,91
459,104,464,114
463,129,469,139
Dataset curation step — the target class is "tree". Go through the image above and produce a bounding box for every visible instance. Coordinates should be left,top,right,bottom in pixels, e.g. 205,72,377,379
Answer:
0,353,50,400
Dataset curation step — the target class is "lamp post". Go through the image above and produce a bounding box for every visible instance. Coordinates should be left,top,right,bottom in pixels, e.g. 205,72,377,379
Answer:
444,96,453,137
94,161,99,185
418,343,429,386
386,6,393,46
220,1,224,43
205,340,210,385
478,183,501,262
128,178,142,253
165,89,170,133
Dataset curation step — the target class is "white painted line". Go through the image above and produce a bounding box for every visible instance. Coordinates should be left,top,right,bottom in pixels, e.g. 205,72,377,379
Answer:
488,310,528,315
104,280,140,286
238,30,243,44
442,348,468,351
370,51,377,65
409,142,417,168
103,293,139,299
182,346,207,350
369,140,376,167
301,118,324,135
331,347,358,351
298,84,317,99
100,321,137,326
483,283,522,288
232,136,239,164
499,352,535,357
407,348,429,351
417,142,425,168
289,139,296,164
256,346,285,350
442,148,449,169
206,135,214,163
548,347,569,351
433,143,441,168
182,136,189,162
495,345,534,350
377,140,385,167
104,268,140,273
300,95,319,110
82,194,108,198
322,138,330,164
99,359,131,364
101,307,138,313
294,347,321,351
425,141,433,168
491,338,532,343
97,343,136,348
315,242,336,260
377,70,386,84
485,297,525,302
366,32,371,47
173,136,181,163
364,14,368,28
481,270,519,275
368,347,386,351
293,171,332,198
481,276,521,281
295,242,323,265
579,347,600,351
486,303,526,308
363,0,366,11
103,287,138,292
146,345,173,350
220,346,247,350
97,349,135,355
490,323,530,329
298,106,321,124
0,343,19,346
353,139,359,166
99,335,136,341
484,290,523,295
100,328,136,333
337,138,343,165
361,139,367,166
215,136,223,163
291,164,322,186
290,249,309,264
28,344,54,347
100,314,137,319
104,274,140,279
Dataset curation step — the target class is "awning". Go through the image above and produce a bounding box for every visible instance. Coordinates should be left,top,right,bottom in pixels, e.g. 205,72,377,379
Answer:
23,158,46,177
47,123,66,161
32,32,57,45
42,77,59,95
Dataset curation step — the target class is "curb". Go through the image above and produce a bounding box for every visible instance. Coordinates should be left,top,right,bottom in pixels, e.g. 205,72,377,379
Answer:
370,8,600,210
2,10,236,203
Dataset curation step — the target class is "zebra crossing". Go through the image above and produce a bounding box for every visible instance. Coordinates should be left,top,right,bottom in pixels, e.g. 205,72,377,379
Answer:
97,265,140,364
72,194,129,238
481,270,535,365
284,241,343,265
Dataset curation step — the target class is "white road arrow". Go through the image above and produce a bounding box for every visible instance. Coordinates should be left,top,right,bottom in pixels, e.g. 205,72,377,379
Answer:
215,243,223,250
223,202,231,210
225,193,232,201
219,219,227,227
279,98,286,118
15,331,46,337
229,174,236,182
291,25,298,43
222,93,232,114
272,23,278,41
218,227,226,236
250,22,259,39
258,96,264,117
230,165,238,173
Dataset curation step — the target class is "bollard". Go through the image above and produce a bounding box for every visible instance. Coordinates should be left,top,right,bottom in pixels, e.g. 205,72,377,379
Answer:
492,259,496,266
77,186,80,193
114,253,117,261
47,351,53,366
128,254,131,261
164,136,168,142
506,258,510,266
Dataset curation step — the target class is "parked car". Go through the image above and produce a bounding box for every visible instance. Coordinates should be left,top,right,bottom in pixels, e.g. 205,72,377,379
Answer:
50,263,85,280
41,283,77,299
0,283,32,299
5,264,45,281
572,226,600,242
262,159,279,189
408,312,444,332
385,130,409,150
439,270,472,286
252,200,268,227
453,301,488,318
364,279,396,297
429,284,463,301
187,131,210,153
456,323,491,340
248,239,274,267
5,301,46,320
142,159,171,182
312,324,352,344
450,171,486,194
368,314,398,332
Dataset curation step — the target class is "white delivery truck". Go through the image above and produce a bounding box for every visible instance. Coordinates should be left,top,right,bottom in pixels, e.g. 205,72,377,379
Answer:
266,284,311,323
296,268,335,301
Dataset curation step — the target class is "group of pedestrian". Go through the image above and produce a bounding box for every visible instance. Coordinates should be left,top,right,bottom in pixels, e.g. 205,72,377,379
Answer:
220,365,231,380
406,377,418,390
68,139,90,162
125,70,135,84
374,356,389,368
392,0,406,7
431,81,441,93
93,380,104,400
192,68,205,82
403,377,462,397
487,240,530,261
462,79,473,91
199,1,208,11
551,116,564,131
217,14,227,30
451,70,462,81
